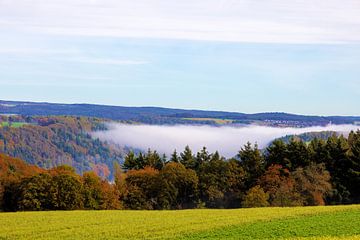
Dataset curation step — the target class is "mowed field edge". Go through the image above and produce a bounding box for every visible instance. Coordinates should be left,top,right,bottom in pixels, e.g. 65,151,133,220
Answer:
0,205,359,240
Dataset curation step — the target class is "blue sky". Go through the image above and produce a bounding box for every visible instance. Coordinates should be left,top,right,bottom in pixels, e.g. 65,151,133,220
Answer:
1,0,360,115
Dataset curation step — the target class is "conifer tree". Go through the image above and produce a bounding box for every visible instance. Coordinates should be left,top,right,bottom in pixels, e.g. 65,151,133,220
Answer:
170,150,180,163
180,146,196,170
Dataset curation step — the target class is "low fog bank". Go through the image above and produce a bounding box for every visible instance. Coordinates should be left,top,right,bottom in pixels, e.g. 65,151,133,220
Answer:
92,124,359,158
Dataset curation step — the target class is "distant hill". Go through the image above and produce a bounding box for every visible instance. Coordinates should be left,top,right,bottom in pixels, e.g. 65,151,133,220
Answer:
275,131,338,144
1,100,360,127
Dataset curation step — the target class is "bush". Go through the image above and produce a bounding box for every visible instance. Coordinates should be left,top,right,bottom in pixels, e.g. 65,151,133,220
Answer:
242,185,269,208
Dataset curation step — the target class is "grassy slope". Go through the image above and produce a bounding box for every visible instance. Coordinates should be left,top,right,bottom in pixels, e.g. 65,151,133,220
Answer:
0,205,359,240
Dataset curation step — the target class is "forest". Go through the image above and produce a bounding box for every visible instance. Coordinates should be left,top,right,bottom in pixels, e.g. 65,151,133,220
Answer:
0,130,359,211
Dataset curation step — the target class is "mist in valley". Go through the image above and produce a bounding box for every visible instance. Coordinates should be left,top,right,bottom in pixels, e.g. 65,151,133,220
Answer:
92,123,359,158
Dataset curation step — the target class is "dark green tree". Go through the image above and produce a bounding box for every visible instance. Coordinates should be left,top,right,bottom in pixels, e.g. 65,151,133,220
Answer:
238,142,265,189
144,149,164,170
348,131,360,202
195,147,211,170
49,174,84,210
17,173,53,211
309,138,329,164
82,172,104,210
266,139,290,168
324,135,351,204
198,157,228,208
170,150,180,163
180,146,196,170
123,151,140,170
159,162,198,209
286,139,311,170
124,167,162,210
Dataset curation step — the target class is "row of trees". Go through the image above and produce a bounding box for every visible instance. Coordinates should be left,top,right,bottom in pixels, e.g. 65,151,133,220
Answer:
120,148,332,209
2,165,120,211
1,131,360,211
121,131,360,208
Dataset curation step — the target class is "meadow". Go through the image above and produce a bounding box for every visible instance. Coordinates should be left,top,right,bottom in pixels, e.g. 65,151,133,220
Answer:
0,122,27,128
0,205,359,240
183,118,234,124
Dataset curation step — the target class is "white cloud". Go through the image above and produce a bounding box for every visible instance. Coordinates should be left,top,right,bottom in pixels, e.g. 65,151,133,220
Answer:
0,47,148,66
0,47,77,55
1,0,360,44
92,123,360,158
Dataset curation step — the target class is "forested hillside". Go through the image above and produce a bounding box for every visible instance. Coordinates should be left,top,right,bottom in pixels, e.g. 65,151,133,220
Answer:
0,115,125,178
276,131,337,144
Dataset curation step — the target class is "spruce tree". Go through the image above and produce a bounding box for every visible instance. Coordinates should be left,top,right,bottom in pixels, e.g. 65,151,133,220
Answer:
180,146,196,170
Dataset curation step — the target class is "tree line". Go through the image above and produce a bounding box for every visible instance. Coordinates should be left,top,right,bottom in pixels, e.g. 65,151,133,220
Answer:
1,131,360,211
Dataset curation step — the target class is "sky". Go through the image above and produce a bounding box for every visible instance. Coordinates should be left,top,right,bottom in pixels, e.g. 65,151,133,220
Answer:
0,0,360,115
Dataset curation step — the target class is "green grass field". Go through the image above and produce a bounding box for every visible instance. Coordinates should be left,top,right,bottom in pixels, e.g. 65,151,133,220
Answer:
183,118,234,124
0,122,27,128
0,205,359,239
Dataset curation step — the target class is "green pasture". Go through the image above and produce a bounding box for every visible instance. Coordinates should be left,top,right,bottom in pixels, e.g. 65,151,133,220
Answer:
183,118,234,124
0,205,359,239
0,122,27,128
